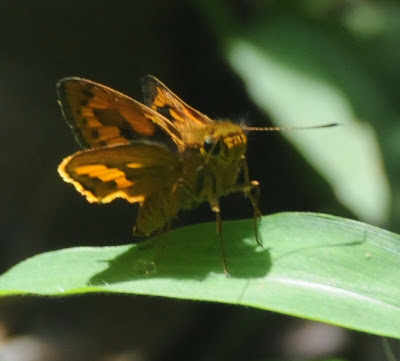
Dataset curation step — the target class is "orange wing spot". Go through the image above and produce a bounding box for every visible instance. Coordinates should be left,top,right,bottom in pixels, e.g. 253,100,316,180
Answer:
119,108,156,136
81,108,94,118
182,107,193,119
87,118,103,127
86,168,113,177
98,170,125,182
169,109,181,120
96,126,120,140
74,164,107,175
153,91,165,107
126,162,143,169
88,99,109,108
74,164,127,183
94,169,126,182
114,176,134,188
88,168,114,179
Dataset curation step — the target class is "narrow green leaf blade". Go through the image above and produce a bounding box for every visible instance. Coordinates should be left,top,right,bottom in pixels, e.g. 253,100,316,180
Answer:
0,213,399,338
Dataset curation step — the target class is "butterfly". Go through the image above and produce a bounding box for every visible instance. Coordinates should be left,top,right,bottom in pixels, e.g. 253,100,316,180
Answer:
57,75,337,274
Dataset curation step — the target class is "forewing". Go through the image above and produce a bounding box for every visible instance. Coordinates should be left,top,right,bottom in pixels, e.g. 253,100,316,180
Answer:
57,77,183,149
58,142,181,204
142,75,213,145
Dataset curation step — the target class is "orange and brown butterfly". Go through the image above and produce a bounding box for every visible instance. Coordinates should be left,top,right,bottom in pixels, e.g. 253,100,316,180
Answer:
57,75,337,274
57,75,263,273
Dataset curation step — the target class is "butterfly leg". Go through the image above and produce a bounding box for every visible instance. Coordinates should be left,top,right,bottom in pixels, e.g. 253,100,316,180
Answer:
238,156,263,246
209,199,230,276
175,176,230,275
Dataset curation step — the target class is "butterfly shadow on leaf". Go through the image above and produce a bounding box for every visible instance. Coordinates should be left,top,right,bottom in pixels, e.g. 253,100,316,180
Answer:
89,219,272,283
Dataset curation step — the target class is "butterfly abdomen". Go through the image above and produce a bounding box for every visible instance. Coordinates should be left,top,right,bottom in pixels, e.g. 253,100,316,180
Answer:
134,187,179,237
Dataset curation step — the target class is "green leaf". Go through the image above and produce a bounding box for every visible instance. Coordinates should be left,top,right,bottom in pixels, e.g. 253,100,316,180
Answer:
0,213,399,339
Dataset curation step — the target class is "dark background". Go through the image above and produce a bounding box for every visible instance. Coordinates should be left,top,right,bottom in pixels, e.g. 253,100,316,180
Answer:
0,1,398,360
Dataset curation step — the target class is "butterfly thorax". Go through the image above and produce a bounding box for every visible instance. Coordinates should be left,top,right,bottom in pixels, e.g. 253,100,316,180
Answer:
177,121,247,207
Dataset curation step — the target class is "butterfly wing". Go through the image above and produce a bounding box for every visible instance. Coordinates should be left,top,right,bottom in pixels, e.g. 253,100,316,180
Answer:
142,75,213,146
58,142,181,204
57,77,184,149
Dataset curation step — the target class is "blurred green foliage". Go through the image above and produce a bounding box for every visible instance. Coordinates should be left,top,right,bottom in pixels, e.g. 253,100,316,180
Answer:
197,1,400,231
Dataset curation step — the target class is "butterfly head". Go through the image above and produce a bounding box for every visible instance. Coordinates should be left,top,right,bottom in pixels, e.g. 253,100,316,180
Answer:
201,121,247,163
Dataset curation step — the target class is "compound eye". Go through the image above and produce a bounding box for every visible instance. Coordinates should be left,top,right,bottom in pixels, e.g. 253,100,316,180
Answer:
203,136,221,155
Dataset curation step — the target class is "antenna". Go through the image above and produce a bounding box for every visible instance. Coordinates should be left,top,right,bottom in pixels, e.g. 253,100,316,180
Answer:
242,123,341,132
